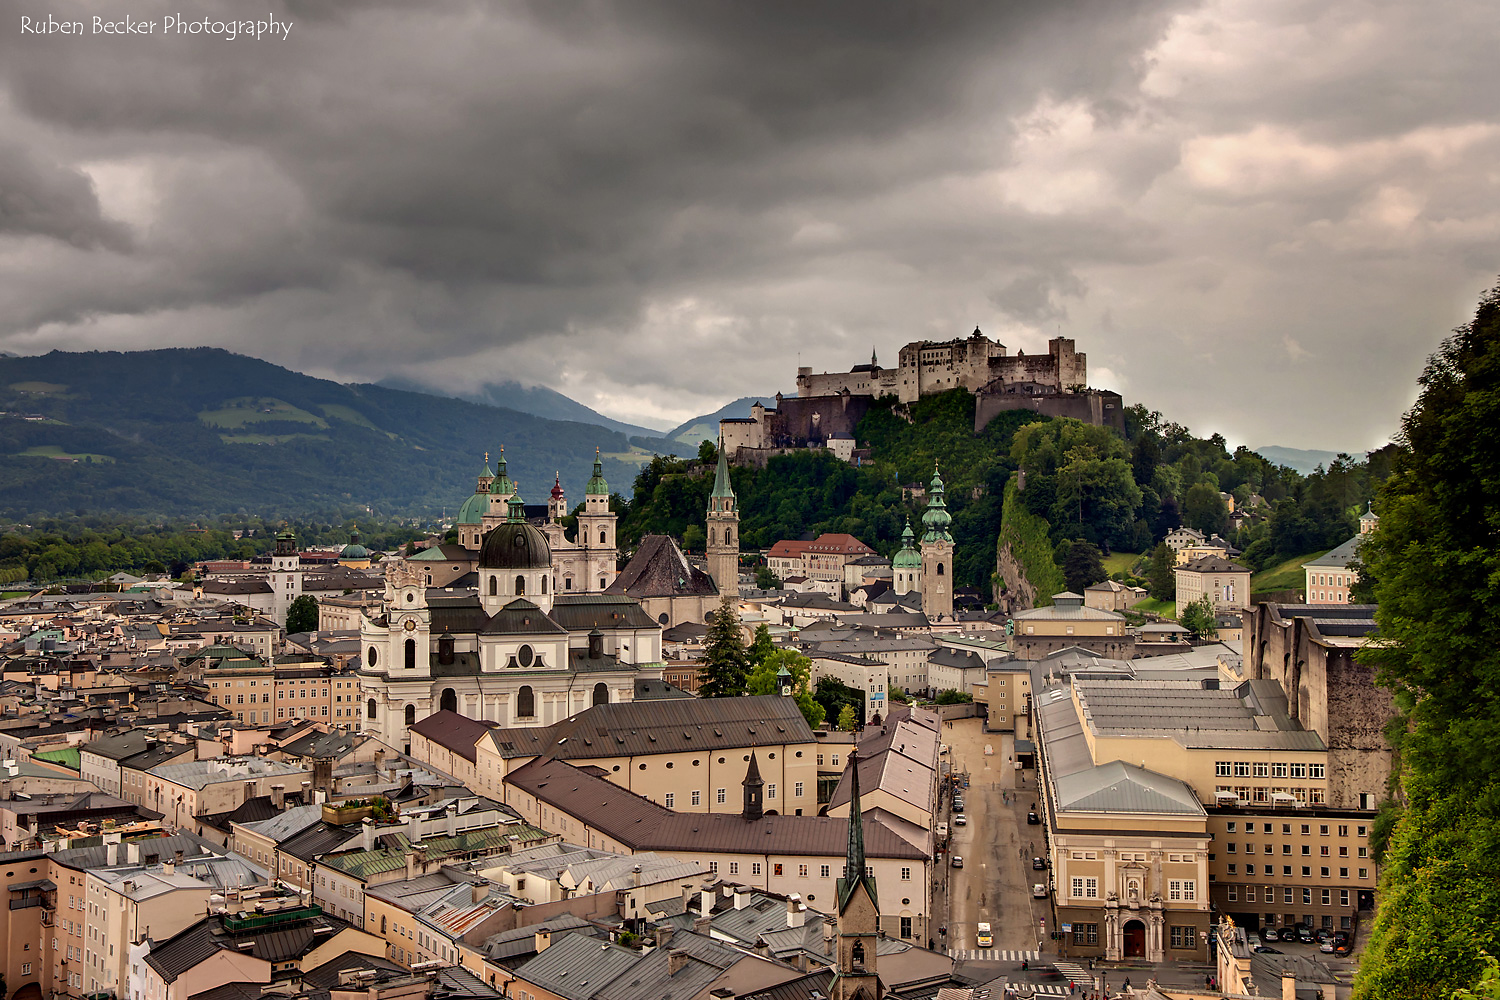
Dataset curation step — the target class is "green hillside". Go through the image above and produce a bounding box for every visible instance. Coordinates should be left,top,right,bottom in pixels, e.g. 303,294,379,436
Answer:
1251,550,1322,595
0,348,667,521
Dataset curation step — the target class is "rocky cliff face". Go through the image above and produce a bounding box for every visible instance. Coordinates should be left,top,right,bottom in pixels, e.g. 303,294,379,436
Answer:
995,539,1038,614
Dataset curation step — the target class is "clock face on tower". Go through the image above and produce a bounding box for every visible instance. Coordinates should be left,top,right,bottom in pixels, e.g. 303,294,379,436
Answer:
403,619,417,632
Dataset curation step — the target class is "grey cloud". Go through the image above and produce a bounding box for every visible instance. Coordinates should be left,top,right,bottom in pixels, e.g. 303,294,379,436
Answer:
0,142,129,250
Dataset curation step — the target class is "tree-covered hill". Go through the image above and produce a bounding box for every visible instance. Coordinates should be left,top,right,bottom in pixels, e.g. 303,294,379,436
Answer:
0,348,653,521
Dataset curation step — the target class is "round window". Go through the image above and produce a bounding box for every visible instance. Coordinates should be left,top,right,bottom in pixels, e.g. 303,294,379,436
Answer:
367,647,378,667
718,757,726,764
517,644,534,668
406,592,415,604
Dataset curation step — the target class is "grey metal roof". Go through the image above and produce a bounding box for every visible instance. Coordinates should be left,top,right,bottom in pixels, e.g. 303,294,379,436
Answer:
1052,760,1205,815
1073,679,1325,751
236,803,324,843
515,931,642,1000
1301,534,1364,569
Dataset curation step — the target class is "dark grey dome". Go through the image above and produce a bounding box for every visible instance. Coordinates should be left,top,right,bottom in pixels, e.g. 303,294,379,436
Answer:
478,521,552,570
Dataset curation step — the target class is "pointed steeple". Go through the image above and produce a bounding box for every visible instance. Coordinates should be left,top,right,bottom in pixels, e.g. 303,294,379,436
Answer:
551,472,565,501
837,748,875,912
871,346,878,368
481,451,494,479
490,447,513,496
711,437,735,502
742,750,764,821
921,461,953,543
586,447,610,496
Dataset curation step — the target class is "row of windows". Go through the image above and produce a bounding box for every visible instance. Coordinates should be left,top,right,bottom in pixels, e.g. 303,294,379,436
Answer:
1226,822,1367,837
1216,786,1327,804
705,861,881,880
1224,863,1368,878
1215,761,1325,778
1224,886,1354,907
1226,843,1365,857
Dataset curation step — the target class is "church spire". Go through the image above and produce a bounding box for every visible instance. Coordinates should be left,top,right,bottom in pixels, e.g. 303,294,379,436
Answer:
837,748,875,912
742,750,764,821
711,437,735,503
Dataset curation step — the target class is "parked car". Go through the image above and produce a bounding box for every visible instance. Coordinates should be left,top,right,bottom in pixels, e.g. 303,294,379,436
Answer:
1254,946,1282,955
1315,928,1332,943
936,822,949,839
1334,942,1352,956
1332,932,1350,946
1032,856,1047,870
954,813,967,826
953,796,965,811
1259,928,1280,943
1027,811,1041,824
1320,940,1336,953
952,855,964,868
1032,883,1048,898
1297,926,1316,944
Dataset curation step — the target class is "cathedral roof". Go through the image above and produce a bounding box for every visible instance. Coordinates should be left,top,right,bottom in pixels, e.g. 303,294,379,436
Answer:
606,535,718,600
455,490,489,526
586,448,610,496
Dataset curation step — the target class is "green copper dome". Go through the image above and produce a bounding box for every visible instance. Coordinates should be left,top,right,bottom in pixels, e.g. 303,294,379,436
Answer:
456,488,489,525
339,527,369,560
921,462,953,543
893,519,921,568
586,448,609,496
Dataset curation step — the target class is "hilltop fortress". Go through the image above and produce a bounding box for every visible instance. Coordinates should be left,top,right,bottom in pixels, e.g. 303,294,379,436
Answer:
722,328,1122,465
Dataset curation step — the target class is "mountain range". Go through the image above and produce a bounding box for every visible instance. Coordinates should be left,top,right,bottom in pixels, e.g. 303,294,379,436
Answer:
0,349,694,521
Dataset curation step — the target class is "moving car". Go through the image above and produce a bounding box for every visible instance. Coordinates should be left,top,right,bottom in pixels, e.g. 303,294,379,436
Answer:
1032,883,1048,898
1027,811,1041,824
954,813,967,826
977,922,993,947
1032,856,1047,870
953,796,965,811
952,855,964,868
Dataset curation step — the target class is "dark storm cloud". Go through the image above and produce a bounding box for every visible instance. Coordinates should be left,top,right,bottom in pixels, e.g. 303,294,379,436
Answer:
0,0,1496,445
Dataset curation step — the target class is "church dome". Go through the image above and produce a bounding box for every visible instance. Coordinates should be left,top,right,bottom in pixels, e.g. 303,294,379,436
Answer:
478,494,552,570
456,490,488,526
893,520,921,569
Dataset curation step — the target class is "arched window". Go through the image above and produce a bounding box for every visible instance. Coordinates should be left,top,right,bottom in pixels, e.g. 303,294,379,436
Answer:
367,698,376,719
515,575,525,596
404,638,416,670
542,575,548,594
709,529,716,545
593,682,609,706
440,688,457,713
599,528,607,545
367,646,378,668
517,685,535,719
489,576,497,596
937,563,945,576
404,704,416,726
726,528,733,544
380,915,387,933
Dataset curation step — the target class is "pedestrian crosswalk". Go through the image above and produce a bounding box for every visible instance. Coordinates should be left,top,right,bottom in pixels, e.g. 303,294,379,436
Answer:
1000,985,1071,997
1052,961,1094,986
948,948,1041,962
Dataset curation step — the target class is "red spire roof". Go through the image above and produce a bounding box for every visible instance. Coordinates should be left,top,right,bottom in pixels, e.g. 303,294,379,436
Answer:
551,472,565,500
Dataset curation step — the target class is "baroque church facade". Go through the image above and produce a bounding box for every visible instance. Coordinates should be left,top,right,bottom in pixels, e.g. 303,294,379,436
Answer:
359,491,662,749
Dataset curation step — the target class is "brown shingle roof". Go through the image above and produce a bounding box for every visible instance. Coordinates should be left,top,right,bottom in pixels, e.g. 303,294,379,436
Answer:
410,709,499,762
606,535,718,599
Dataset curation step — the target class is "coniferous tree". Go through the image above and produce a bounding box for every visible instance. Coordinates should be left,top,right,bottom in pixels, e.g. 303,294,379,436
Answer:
1062,540,1106,593
697,594,750,698
1147,542,1176,602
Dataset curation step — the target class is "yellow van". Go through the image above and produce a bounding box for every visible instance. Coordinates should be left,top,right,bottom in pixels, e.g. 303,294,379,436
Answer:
976,922,993,948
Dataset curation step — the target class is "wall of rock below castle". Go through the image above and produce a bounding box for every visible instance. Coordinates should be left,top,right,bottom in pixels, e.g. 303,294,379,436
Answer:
974,388,1125,432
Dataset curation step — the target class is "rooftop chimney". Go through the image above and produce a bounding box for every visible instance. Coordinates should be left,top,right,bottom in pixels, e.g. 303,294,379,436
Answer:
535,927,553,953
699,886,715,918
360,818,376,852
787,894,806,928
1282,969,1297,1000
733,887,751,910
667,949,690,976
655,924,674,948
175,849,184,863
107,841,121,866
270,784,286,809
447,801,459,837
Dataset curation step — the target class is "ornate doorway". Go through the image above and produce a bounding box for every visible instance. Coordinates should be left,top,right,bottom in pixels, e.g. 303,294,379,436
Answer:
1124,919,1146,958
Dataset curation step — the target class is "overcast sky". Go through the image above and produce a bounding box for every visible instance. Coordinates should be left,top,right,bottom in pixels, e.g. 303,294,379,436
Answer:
2,1,1496,450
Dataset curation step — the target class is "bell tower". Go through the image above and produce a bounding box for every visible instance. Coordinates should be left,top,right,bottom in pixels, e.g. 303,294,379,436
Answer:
832,748,881,1000
919,463,955,621
706,439,740,599
578,448,619,592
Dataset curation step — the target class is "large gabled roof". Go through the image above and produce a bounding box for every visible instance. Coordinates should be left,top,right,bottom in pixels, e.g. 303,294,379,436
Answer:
410,710,500,762
606,535,718,599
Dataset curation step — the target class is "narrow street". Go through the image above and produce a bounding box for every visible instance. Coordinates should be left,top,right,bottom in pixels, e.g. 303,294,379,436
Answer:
936,716,1050,960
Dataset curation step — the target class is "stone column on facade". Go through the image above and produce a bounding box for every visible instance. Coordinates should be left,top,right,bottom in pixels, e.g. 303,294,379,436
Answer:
1104,894,1121,961
1147,895,1165,963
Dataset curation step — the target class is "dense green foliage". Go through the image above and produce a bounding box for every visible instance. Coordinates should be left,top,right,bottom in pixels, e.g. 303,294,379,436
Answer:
697,595,750,698
996,480,1067,605
0,516,422,583
1060,540,1107,594
1146,542,1175,601
815,677,866,728
836,705,859,732
285,595,320,635
934,689,973,705
1351,283,1500,1000
745,649,826,728
0,348,646,521
1179,595,1217,639
620,393,1044,594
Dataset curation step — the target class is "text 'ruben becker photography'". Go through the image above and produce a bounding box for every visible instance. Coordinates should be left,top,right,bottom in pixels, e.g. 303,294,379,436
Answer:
19,13,294,40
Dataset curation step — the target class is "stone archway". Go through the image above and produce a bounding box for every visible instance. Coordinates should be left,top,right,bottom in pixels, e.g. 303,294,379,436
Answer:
1123,919,1146,958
